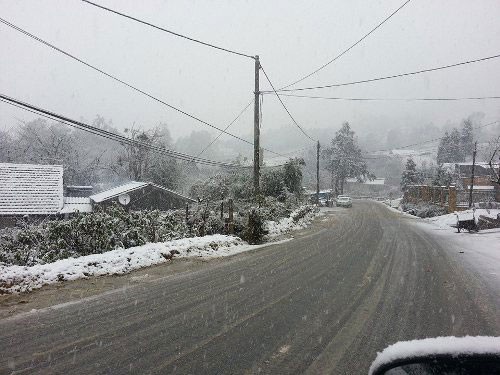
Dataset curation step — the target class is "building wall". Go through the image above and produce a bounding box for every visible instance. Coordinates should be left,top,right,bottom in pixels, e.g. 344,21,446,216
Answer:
95,185,191,211
403,185,457,213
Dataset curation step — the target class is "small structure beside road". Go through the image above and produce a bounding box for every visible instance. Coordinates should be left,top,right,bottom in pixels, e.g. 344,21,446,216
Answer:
89,181,196,211
0,163,63,228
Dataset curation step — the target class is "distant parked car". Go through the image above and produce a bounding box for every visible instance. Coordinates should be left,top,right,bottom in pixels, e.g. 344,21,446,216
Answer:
336,195,352,208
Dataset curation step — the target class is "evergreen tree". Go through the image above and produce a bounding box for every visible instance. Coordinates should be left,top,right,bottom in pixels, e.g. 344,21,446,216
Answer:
461,119,474,160
449,128,464,162
437,128,465,164
437,131,451,165
322,122,370,195
401,157,423,191
432,164,452,186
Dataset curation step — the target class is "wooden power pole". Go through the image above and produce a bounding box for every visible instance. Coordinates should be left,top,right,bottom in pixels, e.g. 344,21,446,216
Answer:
316,141,320,205
468,141,477,208
253,55,260,197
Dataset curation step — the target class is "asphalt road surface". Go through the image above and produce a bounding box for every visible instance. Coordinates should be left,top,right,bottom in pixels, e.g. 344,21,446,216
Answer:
1,201,499,374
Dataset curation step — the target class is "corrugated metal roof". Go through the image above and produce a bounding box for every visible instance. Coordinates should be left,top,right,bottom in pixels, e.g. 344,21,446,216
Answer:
89,181,195,203
0,163,64,215
89,181,148,203
60,197,93,214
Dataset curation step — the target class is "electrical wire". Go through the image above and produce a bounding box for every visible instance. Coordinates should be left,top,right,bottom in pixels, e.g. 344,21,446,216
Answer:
0,17,277,154
0,94,249,168
364,120,500,154
268,93,500,102
281,0,412,89
265,53,500,93
260,64,317,142
81,0,255,60
194,99,253,160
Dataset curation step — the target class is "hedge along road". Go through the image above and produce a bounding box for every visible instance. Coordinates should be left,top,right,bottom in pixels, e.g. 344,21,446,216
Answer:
0,201,499,374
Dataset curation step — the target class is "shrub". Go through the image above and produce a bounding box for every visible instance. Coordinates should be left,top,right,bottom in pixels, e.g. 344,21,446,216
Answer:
402,202,447,218
242,208,267,244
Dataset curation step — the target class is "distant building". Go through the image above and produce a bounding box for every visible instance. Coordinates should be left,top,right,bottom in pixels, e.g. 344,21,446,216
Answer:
64,185,93,197
344,177,398,198
0,163,63,228
442,162,499,206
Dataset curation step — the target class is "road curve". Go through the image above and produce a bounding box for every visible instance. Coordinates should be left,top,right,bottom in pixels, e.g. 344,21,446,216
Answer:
1,201,499,374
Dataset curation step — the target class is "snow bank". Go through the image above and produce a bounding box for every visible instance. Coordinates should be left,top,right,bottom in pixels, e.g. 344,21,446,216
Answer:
426,209,500,230
0,235,249,294
264,205,319,239
369,336,500,375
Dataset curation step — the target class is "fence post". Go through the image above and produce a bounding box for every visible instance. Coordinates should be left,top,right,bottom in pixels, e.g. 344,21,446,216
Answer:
448,186,457,213
228,199,234,235
185,203,189,223
220,201,224,220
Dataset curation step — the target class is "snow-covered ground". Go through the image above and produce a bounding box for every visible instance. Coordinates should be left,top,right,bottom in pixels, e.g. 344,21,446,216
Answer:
0,205,321,294
416,209,500,297
426,209,500,230
264,206,319,239
0,235,253,294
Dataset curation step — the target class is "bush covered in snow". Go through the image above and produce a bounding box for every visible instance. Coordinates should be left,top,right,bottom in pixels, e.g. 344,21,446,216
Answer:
0,205,188,266
401,202,447,218
0,197,318,267
265,205,319,239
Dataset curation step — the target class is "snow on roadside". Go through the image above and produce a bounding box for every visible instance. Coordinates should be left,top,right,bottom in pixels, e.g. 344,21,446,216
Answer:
426,209,500,230
0,205,322,294
416,211,500,298
0,235,250,294
264,205,319,239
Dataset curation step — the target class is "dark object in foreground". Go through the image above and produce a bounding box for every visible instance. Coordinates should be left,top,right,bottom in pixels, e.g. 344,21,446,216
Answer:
369,336,500,375
452,218,478,233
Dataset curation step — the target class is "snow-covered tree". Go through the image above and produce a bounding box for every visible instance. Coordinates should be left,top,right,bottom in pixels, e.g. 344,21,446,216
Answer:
461,119,474,160
282,158,305,196
113,124,181,189
322,122,371,195
437,128,464,164
432,164,452,187
401,157,423,191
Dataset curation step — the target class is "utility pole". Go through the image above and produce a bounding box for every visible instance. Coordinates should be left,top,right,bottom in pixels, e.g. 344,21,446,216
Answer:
468,141,477,208
253,55,260,197
316,141,320,205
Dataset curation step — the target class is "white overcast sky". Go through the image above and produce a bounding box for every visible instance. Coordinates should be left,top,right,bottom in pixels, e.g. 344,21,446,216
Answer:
1,0,499,150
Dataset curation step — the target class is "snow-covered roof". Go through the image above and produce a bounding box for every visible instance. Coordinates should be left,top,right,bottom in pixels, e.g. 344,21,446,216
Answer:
90,181,195,203
346,178,385,185
365,178,385,185
466,185,495,190
0,163,63,215
59,197,93,214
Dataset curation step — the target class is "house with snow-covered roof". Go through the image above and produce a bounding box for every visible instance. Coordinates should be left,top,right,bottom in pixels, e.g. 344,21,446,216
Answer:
89,181,196,211
0,162,64,228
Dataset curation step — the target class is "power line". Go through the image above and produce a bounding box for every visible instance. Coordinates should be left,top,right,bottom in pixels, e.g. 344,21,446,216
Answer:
81,0,254,60
0,17,275,154
194,99,253,160
265,53,500,93
268,93,500,102
365,120,500,154
267,145,316,159
0,94,249,168
260,64,317,142
281,0,412,89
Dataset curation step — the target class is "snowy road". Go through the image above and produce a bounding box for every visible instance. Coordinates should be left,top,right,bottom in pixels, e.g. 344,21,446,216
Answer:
1,201,499,374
